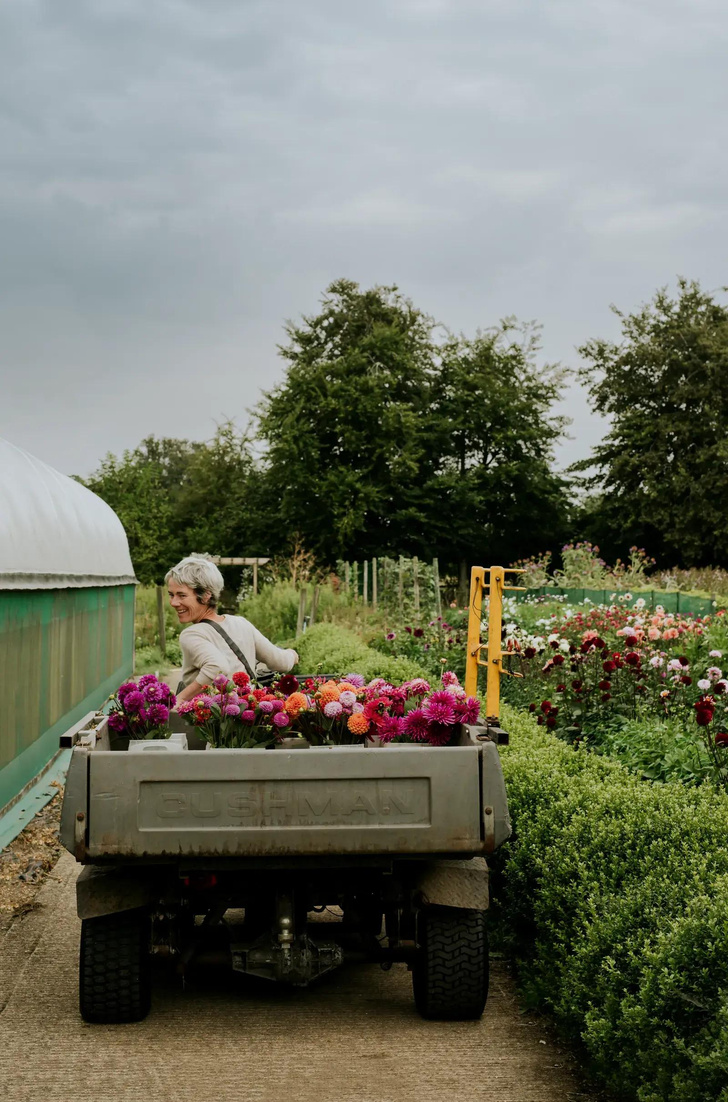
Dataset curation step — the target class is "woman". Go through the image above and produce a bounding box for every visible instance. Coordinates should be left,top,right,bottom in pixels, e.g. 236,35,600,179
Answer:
166,555,299,703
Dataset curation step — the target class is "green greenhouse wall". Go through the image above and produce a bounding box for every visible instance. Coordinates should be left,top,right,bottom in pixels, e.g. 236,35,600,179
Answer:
518,587,715,617
0,585,135,811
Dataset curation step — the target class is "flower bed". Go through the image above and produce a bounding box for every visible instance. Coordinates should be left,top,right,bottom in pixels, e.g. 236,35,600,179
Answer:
500,600,728,788
177,670,481,748
493,705,728,1102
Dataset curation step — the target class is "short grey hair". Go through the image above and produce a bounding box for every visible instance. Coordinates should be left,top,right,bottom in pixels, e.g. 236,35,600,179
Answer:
165,555,225,608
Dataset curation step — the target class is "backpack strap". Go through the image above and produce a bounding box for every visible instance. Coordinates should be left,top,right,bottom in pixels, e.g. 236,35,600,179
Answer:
205,620,258,684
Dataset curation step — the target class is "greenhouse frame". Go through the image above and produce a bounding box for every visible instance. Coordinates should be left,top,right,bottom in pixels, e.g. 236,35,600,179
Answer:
0,438,136,813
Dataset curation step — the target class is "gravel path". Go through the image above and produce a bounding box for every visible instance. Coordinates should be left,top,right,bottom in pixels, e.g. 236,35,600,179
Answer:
0,851,597,1102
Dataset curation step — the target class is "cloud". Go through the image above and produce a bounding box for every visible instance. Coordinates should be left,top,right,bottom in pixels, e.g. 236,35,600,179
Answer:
1,0,727,477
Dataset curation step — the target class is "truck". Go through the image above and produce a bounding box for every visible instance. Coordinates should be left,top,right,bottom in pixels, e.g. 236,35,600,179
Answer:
59,566,516,1024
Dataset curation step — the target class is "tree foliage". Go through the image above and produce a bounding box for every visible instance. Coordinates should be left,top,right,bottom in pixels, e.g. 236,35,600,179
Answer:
576,279,728,566
82,424,255,583
256,281,571,570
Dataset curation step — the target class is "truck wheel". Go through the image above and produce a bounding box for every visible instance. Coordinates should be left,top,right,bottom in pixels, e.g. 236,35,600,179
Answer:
412,906,489,1020
79,908,151,1023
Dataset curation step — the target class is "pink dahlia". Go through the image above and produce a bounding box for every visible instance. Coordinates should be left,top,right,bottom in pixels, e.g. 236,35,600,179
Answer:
123,690,146,715
108,711,127,732
117,681,137,702
441,671,460,688
258,700,275,714
403,678,430,698
379,716,405,743
324,701,343,718
424,691,457,726
147,703,170,726
343,673,366,688
137,674,159,688
273,711,290,728
241,709,256,724
427,722,454,747
455,696,481,726
403,708,430,742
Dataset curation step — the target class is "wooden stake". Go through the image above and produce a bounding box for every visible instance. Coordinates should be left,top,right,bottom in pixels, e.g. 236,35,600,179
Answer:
398,555,404,614
413,556,420,613
253,559,259,595
310,584,320,626
156,585,167,657
372,557,378,608
363,560,369,605
296,589,307,636
432,557,442,618
345,561,350,593
353,561,359,600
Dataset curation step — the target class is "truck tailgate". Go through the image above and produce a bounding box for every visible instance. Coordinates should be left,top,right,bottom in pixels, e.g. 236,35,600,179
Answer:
85,746,484,858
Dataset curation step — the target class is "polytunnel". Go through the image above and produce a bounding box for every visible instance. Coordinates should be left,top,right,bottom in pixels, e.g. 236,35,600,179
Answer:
0,437,136,817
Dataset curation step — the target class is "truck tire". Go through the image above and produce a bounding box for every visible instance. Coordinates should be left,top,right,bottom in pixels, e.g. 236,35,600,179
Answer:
79,907,151,1023
412,906,489,1020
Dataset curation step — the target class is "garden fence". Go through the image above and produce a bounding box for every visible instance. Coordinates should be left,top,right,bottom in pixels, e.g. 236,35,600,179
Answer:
518,586,716,617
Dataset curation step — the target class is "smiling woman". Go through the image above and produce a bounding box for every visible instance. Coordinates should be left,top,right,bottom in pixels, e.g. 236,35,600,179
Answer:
165,555,298,702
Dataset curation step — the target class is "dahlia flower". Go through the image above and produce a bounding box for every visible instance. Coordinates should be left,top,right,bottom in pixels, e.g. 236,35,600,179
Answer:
425,691,457,726
324,701,343,718
403,708,430,742
379,716,405,743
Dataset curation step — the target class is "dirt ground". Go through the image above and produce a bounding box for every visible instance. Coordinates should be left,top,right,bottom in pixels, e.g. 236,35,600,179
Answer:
0,804,604,1102
0,787,63,936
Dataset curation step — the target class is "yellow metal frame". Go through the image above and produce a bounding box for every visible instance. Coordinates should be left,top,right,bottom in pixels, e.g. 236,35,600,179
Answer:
464,566,525,721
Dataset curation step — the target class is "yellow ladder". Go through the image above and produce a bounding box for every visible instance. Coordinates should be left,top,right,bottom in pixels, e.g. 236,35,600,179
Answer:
464,566,525,722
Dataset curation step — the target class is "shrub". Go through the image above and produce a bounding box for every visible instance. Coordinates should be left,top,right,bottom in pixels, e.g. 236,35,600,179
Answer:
293,623,429,683
494,705,728,1102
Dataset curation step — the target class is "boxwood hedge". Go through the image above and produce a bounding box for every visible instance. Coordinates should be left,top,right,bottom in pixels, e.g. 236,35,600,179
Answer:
495,705,728,1102
293,623,430,684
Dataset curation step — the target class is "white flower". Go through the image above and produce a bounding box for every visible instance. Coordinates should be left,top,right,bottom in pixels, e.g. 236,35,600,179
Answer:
698,679,712,691
559,640,571,653
707,667,723,682
547,633,560,643
667,659,683,672
655,605,665,614
717,680,728,693
649,656,664,668
710,649,723,658
634,598,646,610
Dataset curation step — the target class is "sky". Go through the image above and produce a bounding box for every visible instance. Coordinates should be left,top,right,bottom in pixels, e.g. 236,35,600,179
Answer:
1,0,726,478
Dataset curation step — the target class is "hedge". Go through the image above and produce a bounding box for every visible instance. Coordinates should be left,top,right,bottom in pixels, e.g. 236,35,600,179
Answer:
495,705,728,1102
293,623,430,684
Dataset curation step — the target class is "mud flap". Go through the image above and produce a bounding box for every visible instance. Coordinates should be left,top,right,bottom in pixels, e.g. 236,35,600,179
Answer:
76,865,157,920
415,857,489,910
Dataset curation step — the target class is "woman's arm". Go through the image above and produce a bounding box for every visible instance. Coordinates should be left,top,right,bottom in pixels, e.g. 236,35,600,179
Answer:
176,678,207,704
252,627,299,673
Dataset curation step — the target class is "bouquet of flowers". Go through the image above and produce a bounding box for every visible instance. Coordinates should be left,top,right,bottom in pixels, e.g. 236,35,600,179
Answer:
108,674,176,740
176,670,482,749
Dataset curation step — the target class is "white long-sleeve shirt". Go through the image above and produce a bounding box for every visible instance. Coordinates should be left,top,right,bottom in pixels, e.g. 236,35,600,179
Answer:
179,615,297,687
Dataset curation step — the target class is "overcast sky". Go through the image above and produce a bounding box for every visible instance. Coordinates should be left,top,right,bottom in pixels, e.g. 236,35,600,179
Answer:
1,0,726,478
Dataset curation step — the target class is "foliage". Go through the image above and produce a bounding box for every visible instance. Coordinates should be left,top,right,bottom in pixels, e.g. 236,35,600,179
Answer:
293,623,429,684
135,584,182,650
370,611,469,682
255,279,438,564
254,280,572,570
82,424,257,583
493,706,728,1102
511,543,656,590
575,278,728,566
425,323,571,570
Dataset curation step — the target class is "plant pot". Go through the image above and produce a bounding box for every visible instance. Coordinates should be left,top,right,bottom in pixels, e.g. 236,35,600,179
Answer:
275,738,310,750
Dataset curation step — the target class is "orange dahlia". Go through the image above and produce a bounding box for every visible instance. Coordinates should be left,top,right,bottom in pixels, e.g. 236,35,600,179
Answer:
347,713,369,736
284,692,308,716
318,681,341,705
337,681,358,694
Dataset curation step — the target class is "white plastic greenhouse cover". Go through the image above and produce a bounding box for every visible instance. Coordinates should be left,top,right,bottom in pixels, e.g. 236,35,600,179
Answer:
0,437,136,589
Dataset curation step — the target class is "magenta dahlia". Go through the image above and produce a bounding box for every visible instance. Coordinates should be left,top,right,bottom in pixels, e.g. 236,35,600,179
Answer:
403,708,431,742
424,691,457,726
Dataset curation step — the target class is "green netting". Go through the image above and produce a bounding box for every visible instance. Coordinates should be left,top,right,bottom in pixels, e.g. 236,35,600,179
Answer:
517,587,715,617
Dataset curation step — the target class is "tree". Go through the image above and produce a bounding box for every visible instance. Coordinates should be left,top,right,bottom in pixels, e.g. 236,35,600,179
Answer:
255,279,438,562
425,322,571,579
256,280,571,571
82,424,256,583
576,279,728,566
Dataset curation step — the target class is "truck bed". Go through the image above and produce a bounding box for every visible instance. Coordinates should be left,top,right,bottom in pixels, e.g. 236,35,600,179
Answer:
61,719,510,862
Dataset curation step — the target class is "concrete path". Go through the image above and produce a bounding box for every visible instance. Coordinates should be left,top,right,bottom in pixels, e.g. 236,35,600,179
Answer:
0,853,593,1102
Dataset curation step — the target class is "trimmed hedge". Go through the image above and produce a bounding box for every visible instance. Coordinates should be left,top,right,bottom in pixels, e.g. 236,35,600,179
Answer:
495,705,728,1102
293,623,430,684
